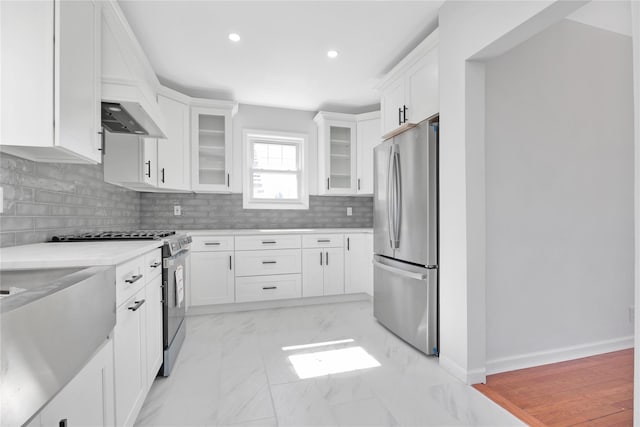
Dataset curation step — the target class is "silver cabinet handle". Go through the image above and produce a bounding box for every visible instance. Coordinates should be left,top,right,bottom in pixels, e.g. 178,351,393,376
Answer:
347,237,350,251
262,240,276,244
128,299,146,311
262,286,277,290
373,260,427,280
229,255,232,270
317,239,330,243
320,251,323,266
325,252,329,265
125,274,143,284
262,261,277,264
205,242,221,246
150,262,161,268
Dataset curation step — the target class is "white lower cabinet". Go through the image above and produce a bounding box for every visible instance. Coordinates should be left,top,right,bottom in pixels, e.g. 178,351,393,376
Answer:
34,338,115,427
235,274,302,302
145,274,163,384
113,248,163,427
302,247,344,296
345,234,374,295
187,232,372,307
190,251,235,305
114,287,147,427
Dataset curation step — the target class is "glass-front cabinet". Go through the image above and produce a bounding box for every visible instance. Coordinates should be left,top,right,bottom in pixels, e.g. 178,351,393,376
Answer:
191,103,237,192
315,112,357,195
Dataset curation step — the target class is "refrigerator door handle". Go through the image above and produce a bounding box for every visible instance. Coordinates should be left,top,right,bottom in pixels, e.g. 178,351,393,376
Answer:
387,144,395,248
373,260,427,281
393,150,401,249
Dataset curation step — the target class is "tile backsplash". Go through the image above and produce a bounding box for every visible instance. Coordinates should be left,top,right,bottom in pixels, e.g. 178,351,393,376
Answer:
0,153,374,247
140,193,373,230
0,153,141,247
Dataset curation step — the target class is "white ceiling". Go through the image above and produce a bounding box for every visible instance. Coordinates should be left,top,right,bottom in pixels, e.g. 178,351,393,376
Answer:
118,1,443,113
566,1,632,37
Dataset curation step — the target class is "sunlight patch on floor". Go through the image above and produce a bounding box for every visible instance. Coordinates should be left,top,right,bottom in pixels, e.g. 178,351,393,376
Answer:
288,346,381,379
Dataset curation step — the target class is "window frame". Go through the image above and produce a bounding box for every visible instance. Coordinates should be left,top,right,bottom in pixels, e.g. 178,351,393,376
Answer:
242,129,309,210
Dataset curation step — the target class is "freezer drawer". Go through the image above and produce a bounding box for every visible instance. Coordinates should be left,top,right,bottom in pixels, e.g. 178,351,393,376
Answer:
373,256,437,355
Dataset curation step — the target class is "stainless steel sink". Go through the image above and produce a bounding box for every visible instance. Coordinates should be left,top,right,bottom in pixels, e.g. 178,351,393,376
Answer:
0,265,116,427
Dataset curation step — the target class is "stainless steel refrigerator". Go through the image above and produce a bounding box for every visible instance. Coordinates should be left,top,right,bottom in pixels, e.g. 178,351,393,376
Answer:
373,116,439,355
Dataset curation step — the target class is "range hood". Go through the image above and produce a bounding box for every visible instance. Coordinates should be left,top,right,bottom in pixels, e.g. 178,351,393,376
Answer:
101,81,167,139
101,101,162,136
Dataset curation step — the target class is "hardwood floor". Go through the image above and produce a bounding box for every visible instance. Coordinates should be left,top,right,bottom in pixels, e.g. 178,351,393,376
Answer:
474,349,634,426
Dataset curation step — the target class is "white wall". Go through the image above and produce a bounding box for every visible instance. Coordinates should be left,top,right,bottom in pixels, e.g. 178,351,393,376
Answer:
484,19,634,373
631,1,640,422
437,0,587,383
231,104,318,194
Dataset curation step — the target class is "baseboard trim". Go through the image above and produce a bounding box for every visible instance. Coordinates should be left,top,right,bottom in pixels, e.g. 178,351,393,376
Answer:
486,335,634,375
439,354,486,384
186,293,371,316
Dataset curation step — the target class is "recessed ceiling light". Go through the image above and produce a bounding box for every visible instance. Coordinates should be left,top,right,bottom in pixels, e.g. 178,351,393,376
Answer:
228,33,240,42
327,50,338,59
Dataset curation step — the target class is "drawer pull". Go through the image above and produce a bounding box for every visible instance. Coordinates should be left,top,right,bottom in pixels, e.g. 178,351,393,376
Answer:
205,242,221,246
128,299,146,311
262,286,277,290
262,261,277,264
317,239,331,243
262,240,277,244
125,274,143,284
326,252,329,265
150,262,161,268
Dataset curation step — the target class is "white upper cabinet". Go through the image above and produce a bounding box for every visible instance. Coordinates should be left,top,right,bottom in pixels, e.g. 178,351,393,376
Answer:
0,0,102,163
103,134,158,190
315,112,357,195
315,111,380,195
191,101,237,192
356,112,380,195
379,29,439,138
157,92,191,191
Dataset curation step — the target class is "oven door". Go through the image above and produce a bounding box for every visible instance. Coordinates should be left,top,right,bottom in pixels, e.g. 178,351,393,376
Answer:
163,249,188,348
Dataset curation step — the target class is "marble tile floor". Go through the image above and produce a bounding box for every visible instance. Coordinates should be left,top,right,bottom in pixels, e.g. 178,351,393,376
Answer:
135,301,524,427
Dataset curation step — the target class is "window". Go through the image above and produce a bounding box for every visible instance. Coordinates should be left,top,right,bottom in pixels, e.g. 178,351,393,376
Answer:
243,130,309,209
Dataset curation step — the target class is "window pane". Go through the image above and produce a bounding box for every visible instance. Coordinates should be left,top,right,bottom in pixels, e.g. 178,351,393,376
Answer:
253,142,297,171
252,172,298,199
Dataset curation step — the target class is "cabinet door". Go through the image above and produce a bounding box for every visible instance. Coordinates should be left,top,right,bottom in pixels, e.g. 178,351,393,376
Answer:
191,107,232,192
323,247,345,296
190,251,234,305
380,78,405,136
142,137,158,186
325,121,357,194
302,249,324,297
146,274,163,384
157,94,190,190
57,0,101,163
345,234,373,295
114,289,147,427
39,338,115,427
406,47,439,125
356,117,380,195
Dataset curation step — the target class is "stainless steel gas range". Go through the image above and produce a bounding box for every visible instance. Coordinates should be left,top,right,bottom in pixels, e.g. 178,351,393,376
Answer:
50,230,191,377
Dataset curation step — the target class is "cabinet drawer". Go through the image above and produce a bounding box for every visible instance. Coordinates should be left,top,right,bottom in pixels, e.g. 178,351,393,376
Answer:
235,235,301,251
302,234,344,248
116,256,145,307
235,274,301,303
191,235,234,252
235,249,301,277
144,249,163,280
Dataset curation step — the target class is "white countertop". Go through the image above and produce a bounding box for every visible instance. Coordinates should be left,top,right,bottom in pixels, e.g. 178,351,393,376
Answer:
0,241,163,270
184,228,373,236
